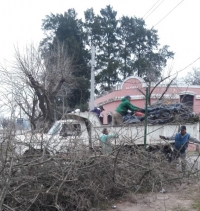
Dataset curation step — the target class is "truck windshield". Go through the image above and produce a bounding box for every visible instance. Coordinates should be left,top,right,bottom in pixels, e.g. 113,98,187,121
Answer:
48,122,62,135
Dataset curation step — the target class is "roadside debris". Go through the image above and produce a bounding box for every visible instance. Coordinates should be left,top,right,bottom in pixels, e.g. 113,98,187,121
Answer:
160,188,166,193
111,205,117,209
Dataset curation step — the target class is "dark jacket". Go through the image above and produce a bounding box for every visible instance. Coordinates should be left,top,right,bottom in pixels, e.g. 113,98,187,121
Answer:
166,132,200,154
174,133,190,153
90,107,101,117
115,98,139,116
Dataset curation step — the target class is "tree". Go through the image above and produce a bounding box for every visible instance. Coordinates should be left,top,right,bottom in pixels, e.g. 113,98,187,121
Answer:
117,16,174,82
135,75,177,105
84,6,120,93
95,6,120,92
184,67,200,85
84,8,102,46
117,16,134,80
41,6,174,96
41,9,90,108
0,43,75,131
84,8,174,93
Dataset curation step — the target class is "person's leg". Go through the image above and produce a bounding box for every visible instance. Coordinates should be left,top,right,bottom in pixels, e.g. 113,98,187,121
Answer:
105,140,112,155
172,149,179,160
112,112,117,126
171,150,180,168
115,112,123,124
101,142,106,155
180,152,187,172
112,111,123,125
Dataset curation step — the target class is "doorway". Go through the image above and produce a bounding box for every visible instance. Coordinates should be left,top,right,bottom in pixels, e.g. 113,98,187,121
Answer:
180,94,194,109
107,114,112,125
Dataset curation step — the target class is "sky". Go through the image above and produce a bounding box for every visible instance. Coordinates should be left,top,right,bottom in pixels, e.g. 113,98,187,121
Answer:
0,0,200,78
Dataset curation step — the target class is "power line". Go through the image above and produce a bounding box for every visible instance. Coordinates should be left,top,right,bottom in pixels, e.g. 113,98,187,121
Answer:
153,0,184,27
122,56,200,87
171,56,200,77
144,0,165,20
142,0,161,19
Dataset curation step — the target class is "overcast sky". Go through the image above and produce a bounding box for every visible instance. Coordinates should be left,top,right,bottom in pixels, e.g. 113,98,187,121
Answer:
0,0,200,77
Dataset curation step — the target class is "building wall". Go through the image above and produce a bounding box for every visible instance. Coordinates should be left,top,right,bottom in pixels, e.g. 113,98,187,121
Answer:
94,76,200,124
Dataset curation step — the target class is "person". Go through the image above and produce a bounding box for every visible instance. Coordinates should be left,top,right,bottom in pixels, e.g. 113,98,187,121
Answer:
159,125,200,171
100,128,118,155
112,95,143,126
90,105,104,118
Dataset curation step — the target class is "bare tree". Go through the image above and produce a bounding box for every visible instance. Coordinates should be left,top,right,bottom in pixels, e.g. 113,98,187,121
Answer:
184,67,200,85
0,42,76,131
137,75,177,105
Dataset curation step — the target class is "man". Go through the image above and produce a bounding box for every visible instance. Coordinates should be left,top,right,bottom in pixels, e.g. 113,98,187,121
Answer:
90,106,104,121
100,128,118,155
112,95,143,126
160,125,200,171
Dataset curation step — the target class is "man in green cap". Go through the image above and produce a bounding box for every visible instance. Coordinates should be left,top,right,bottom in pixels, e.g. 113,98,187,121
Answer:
112,95,143,126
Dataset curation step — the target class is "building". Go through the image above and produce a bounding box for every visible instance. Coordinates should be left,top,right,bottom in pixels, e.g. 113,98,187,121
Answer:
94,76,200,124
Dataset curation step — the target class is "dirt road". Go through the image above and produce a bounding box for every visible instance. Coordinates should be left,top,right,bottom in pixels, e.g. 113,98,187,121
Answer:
108,191,196,211
107,155,200,211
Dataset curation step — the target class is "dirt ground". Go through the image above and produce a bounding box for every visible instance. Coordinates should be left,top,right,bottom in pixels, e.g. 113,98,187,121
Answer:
106,154,200,211
107,180,200,211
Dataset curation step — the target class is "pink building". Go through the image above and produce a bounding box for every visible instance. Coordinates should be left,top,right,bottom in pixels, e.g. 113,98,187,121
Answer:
94,76,200,124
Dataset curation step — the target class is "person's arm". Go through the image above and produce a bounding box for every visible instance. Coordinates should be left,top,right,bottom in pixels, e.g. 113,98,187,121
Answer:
100,134,106,142
96,109,101,116
160,134,176,140
126,102,140,112
90,108,100,116
107,134,119,139
189,136,200,144
90,108,97,112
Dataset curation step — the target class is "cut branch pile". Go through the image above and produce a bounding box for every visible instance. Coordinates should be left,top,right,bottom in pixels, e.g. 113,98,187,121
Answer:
124,103,199,124
0,143,192,211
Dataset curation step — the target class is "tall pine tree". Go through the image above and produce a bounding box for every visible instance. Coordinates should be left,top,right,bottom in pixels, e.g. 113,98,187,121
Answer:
41,9,90,109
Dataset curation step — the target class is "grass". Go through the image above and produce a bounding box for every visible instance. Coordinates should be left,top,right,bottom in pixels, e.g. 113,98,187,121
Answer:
187,151,200,156
172,206,189,211
192,198,200,211
181,182,200,211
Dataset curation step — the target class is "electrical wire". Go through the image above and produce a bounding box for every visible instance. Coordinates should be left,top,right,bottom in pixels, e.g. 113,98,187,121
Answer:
121,56,200,87
142,0,161,19
153,0,184,27
144,0,165,20
171,56,200,77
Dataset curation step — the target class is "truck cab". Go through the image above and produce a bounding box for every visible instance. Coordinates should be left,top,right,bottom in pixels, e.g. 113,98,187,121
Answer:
40,118,90,155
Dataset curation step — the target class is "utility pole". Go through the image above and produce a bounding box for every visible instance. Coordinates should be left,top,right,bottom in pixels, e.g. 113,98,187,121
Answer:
89,45,95,110
54,98,57,121
144,87,149,149
62,94,65,116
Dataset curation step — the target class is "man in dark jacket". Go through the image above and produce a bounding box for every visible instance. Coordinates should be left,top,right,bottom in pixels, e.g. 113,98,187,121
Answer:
112,95,142,125
160,125,200,171
90,106,104,119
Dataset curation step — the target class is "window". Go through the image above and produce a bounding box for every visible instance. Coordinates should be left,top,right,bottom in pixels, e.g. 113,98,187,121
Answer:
60,123,81,137
48,122,61,135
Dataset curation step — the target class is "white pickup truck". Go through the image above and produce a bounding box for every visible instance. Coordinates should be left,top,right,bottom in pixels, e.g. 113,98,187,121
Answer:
14,112,200,155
